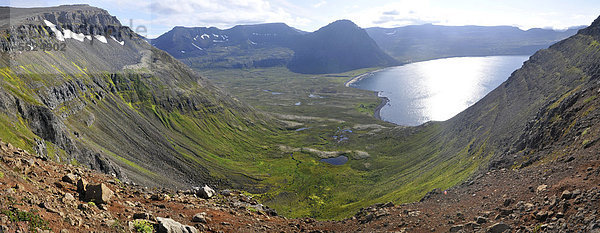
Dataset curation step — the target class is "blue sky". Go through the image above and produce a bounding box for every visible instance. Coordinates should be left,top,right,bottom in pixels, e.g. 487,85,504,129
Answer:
2,0,599,38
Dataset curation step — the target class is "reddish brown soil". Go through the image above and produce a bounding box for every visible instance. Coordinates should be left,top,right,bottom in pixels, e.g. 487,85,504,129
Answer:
0,138,599,233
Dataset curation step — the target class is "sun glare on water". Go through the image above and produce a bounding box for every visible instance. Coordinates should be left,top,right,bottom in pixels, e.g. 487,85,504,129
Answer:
354,56,528,126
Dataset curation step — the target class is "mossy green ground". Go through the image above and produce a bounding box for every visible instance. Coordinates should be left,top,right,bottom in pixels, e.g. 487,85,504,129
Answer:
0,46,487,220
196,67,486,219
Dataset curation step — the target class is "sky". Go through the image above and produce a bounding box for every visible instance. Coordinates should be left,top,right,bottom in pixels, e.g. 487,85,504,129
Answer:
2,0,599,38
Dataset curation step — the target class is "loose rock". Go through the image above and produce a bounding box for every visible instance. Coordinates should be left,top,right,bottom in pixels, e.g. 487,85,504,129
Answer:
77,178,88,194
487,223,511,233
83,183,113,204
561,190,572,200
62,173,77,184
156,217,199,233
192,212,208,223
195,185,215,199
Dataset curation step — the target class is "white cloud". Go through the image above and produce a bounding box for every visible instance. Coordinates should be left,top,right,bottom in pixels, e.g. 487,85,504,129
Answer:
148,0,301,28
343,0,596,30
345,0,439,28
313,0,326,8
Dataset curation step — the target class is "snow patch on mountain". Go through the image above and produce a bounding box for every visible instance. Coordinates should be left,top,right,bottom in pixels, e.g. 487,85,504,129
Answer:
191,43,203,50
111,36,125,45
44,20,64,41
94,35,108,44
44,19,123,45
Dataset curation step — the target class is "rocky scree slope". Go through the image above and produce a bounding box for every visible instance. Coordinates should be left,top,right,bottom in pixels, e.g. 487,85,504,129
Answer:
0,5,278,190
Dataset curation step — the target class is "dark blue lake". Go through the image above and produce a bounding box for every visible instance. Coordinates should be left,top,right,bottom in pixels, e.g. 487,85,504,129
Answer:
320,156,348,165
351,56,529,126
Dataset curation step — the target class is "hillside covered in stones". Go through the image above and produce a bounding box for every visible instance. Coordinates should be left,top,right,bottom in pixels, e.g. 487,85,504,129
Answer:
1,4,600,232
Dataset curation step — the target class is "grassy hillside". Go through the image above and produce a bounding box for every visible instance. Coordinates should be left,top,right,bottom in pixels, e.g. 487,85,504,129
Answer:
3,5,600,221
198,67,487,218
0,6,285,190
194,16,600,219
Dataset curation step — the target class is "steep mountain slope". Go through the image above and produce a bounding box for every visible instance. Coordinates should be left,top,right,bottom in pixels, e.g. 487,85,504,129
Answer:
200,16,600,219
367,24,582,63
0,5,279,190
147,16,600,219
151,23,302,69
287,20,397,74
1,126,599,232
341,16,600,213
153,23,302,57
2,4,600,223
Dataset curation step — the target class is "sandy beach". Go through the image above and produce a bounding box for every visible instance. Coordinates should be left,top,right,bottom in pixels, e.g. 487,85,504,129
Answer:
374,95,389,120
344,68,388,87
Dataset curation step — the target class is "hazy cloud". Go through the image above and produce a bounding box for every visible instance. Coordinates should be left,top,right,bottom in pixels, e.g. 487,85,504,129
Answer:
2,0,598,37
383,10,400,15
373,15,437,26
313,0,326,8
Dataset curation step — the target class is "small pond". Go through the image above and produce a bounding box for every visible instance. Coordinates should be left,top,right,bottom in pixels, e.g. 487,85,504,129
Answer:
320,155,348,165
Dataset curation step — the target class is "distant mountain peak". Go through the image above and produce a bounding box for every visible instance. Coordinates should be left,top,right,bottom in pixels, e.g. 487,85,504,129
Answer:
288,19,397,74
317,19,360,32
328,19,358,26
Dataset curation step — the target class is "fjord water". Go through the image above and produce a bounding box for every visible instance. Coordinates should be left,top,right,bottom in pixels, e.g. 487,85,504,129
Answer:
352,56,529,126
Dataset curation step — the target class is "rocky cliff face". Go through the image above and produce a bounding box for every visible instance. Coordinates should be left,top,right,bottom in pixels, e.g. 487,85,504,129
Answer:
0,5,275,189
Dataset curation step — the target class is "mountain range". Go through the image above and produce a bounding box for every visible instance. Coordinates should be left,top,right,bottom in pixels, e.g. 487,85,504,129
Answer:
153,21,580,74
1,4,600,230
152,20,396,74
366,24,584,63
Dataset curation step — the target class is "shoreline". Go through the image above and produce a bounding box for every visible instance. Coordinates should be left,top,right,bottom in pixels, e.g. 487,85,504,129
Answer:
373,94,389,120
344,68,391,121
344,68,388,87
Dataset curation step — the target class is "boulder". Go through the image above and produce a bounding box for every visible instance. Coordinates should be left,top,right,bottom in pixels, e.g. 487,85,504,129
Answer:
572,189,581,197
62,174,77,184
476,216,488,224
502,198,514,207
449,225,463,232
561,190,572,200
63,193,75,202
535,211,549,221
487,223,511,233
133,213,152,220
83,184,113,204
192,213,207,223
194,185,215,199
537,184,548,192
76,178,88,194
156,217,199,233
220,189,232,197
